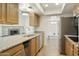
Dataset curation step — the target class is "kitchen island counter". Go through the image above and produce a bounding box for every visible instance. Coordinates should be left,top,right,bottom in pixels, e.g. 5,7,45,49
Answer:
64,35,78,47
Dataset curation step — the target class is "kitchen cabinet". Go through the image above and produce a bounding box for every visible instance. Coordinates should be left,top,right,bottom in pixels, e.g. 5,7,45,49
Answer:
35,36,40,53
0,3,7,24
14,48,25,56
65,39,74,56
6,3,18,24
73,45,78,56
29,38,36,56
0,3,18,24
1,44,25,56
0,33,44,56
23,33,44,56
29,12,40,27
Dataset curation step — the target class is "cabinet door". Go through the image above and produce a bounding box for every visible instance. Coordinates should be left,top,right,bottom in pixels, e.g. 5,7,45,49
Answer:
29,12,40,27
34,14,40,27
65,39,74,56
2,44,25,56
0,3,6,24
30,38,36,56
74,45,78,56
35,37,39,53
7,3,18,24
29,12,35,26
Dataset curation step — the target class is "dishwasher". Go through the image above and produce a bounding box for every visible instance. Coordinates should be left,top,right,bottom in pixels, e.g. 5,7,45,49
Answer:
23,40,30,56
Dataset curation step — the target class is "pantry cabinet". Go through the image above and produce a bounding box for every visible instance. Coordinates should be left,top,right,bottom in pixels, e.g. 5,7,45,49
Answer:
29,12,40,27
0,3,18,24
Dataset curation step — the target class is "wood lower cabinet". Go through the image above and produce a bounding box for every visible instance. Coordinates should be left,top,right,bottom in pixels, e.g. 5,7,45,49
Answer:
65,38,78,56
35,36,40,53
0,33,43,56
24,35,43,56
73,45,78,56
65,39,74,56
29,38,36,56
1,44,25,56
14,48,25,56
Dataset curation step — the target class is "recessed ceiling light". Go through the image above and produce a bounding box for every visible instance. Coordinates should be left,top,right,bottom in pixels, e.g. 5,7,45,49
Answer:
45,4,48,7
56,3,59,5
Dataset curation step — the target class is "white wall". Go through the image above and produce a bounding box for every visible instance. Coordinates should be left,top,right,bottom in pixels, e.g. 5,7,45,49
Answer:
36,16,61,45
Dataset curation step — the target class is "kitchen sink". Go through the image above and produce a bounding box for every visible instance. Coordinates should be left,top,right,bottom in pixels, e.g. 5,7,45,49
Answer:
69,37,78,42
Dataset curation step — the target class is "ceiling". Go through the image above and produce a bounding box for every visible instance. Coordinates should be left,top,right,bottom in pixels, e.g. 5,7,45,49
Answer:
19,3,79,16
62,3,79,14
40,3,64,15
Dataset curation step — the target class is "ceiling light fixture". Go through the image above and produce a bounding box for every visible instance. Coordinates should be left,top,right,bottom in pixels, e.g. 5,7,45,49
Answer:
56,3,59,5
45,4,48,7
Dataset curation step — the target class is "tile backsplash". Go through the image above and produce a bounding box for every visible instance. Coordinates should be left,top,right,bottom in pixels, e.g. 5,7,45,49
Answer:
0,25,35,37
0,26,25,36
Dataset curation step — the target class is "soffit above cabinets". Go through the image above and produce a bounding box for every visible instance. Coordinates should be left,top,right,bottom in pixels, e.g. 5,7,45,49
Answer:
19,3,42,15
19,3,34,13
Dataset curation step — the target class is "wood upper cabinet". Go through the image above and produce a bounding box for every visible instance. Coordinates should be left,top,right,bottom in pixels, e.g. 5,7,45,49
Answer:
29,12,40,27
6,3,18,24
0,3,7,24
0,3,18,24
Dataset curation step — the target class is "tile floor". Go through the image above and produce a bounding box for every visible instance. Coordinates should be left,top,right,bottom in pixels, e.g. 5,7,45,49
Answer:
37,38,62,56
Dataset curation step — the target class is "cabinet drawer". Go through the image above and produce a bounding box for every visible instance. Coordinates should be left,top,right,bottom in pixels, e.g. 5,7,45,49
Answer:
2,44,24,56
14,49,25,56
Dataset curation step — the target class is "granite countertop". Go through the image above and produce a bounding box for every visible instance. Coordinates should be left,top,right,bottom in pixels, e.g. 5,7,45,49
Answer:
0,33,41,52
64,35,78,48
